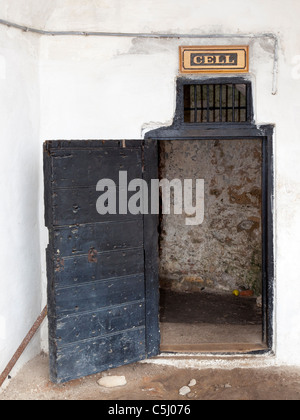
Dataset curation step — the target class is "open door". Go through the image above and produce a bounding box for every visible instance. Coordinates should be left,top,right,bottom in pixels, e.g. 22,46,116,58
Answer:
44,140,159,384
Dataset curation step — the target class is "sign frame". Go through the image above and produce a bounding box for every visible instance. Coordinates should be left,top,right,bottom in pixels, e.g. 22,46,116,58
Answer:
179,46,249,74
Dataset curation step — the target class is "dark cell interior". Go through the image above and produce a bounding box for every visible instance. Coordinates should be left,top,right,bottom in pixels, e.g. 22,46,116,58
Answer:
158,139,265,352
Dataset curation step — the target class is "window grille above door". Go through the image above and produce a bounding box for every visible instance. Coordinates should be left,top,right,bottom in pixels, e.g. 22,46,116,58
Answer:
183,82,253,124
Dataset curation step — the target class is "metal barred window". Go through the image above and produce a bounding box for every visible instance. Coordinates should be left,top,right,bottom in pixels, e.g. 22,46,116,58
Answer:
184,82,252,124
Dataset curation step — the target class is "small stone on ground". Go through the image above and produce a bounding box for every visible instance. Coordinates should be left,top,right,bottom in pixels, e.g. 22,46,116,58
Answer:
179,386,191,396
97,375,127,388
188,379,197,387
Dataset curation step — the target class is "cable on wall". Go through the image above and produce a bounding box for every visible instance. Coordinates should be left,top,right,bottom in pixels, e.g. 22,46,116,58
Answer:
0,19,279,92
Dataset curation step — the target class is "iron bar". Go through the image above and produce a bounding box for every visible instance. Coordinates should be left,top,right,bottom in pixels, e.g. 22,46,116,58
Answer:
238,89,241,122
226,85,229,122
220,84,223,123
0,306,47,388
232,84,236,122
207,85,210,123
194,85,197,123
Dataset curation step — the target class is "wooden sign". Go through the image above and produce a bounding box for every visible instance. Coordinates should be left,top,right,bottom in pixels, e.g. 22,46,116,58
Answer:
179,46,249,74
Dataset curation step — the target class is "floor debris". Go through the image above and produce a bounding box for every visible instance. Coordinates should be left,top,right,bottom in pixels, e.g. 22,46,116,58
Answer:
179,386,191,396
97,375,127,388
188,379,197,387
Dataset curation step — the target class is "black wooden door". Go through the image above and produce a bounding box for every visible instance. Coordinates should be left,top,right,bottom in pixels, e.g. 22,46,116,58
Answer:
44,140,159,384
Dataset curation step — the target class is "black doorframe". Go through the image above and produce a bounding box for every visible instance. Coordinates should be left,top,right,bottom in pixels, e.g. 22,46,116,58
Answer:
145,78,275,354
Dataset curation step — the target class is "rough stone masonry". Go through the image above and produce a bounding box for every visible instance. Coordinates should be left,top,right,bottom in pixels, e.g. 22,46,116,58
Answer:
159,139,262,294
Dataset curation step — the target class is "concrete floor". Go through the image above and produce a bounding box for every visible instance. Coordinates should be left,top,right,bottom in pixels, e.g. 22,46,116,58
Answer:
1,353,300,400
160,323,264,352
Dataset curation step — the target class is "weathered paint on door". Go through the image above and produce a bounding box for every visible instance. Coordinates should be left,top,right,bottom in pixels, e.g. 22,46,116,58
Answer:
44,140,159,384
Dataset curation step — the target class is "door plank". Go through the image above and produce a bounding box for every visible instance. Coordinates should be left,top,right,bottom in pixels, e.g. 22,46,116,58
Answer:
51,219,143,257
52,248,144,289
50,187,142,226
50,328,146,383
55,301,146,347
51,148,142,188
54,274,145,316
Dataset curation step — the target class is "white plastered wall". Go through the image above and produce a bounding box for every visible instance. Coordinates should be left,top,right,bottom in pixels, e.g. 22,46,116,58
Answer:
1,0,300,382
0,26,42,382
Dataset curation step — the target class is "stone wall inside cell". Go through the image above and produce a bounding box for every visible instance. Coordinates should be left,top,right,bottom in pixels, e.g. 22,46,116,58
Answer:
159,139,262,294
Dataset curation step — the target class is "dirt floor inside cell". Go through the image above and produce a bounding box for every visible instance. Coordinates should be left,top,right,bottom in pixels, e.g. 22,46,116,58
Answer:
159,290,264,351
1,353,300,400
160,289,262,325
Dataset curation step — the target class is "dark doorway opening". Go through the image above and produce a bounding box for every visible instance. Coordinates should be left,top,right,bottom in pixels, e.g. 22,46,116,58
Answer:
157,138,266,352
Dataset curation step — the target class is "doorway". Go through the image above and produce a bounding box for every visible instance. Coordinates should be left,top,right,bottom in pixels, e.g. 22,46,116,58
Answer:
158,138,266,352
145,77,274,355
